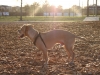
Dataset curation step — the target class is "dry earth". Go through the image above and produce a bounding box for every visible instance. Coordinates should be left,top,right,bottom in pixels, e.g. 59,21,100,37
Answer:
0,22,100,75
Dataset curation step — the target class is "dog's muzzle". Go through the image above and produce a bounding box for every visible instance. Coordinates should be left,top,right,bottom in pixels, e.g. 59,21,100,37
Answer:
20,34,24,38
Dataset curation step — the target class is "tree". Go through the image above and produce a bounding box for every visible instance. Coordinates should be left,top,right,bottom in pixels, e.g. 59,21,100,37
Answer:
49,5,56,13
31,2,40,16
71,5,81,13
23,5,30,15
56,5,63,12
42,2,49,12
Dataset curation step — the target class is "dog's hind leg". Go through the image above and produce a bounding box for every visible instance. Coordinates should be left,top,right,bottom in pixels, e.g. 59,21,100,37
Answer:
64,39,75,64
64,45,71,63
68,46,75,63
64,45,75,65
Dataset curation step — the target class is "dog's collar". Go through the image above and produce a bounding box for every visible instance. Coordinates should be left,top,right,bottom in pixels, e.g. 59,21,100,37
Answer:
33,32,46,48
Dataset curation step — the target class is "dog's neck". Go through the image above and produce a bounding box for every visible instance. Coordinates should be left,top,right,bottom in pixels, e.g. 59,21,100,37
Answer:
26,28,38,41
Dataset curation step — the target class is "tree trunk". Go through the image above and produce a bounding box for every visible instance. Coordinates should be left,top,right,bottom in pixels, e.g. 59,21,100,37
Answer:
87,0,89,17
95,0,97,16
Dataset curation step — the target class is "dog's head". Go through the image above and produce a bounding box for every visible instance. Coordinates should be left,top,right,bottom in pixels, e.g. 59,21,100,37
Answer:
18,25,27,38
18,24,34,38
18,25,30,38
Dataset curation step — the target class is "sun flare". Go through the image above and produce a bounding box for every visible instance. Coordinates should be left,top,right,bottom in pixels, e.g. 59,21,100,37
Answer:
48,0,72,9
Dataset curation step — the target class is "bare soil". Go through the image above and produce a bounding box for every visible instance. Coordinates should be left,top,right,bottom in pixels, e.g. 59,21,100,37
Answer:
0,22,100,75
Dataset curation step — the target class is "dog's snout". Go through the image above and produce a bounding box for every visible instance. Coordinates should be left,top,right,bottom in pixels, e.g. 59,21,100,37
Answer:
20,34,24,38
18,30,21,33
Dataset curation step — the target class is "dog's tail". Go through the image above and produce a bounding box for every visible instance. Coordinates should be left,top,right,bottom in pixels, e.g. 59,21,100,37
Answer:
75,36,87,41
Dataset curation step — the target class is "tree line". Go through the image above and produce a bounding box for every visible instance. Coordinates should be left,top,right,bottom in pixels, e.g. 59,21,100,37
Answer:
4,2,82,16
0,2,100,16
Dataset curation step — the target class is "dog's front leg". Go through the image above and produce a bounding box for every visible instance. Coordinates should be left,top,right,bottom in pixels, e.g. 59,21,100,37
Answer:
42,49,48,65
40,48,48,68
39,48,49,74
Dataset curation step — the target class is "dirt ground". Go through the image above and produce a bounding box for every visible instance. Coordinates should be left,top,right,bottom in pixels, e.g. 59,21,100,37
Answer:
0,22,100,75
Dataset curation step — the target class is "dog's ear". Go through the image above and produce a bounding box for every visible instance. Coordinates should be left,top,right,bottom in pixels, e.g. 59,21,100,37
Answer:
32,25,34,27
28,25,34,28
20,25,27,35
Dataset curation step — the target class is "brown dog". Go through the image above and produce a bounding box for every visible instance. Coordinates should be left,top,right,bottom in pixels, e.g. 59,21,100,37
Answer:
18,25,86,66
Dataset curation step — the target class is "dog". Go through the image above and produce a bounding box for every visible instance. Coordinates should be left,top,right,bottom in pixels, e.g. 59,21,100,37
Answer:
18,25,86,66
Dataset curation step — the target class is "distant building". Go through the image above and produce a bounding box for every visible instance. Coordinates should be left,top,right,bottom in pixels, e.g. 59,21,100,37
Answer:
56,13,62,16
43,13,49,16
63,13,69,16
0,5,21,16
89,5,100,10
0,5,11,11
0,5,11,16
84,5,100,15
89,5,100,15
43,12,81,16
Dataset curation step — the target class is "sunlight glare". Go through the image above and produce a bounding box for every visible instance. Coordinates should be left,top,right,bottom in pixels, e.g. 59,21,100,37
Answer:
48,0,72,9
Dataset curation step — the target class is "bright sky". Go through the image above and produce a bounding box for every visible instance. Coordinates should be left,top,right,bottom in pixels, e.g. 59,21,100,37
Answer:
0,0,100,9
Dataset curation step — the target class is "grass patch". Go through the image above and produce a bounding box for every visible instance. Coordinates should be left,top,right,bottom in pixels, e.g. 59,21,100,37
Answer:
0,16,86,22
